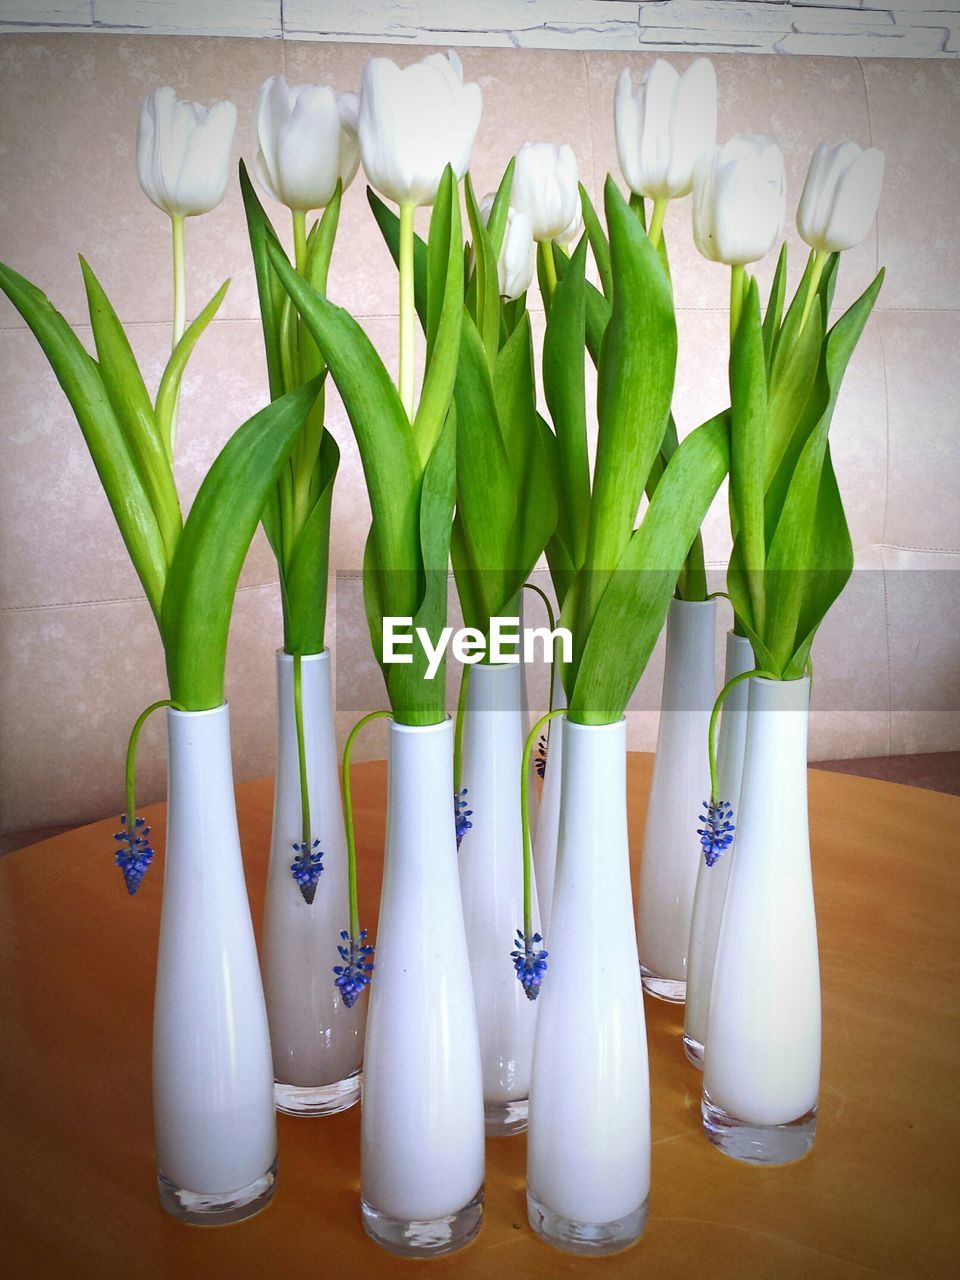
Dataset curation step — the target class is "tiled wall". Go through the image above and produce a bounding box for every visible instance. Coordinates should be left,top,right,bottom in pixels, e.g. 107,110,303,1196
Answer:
0,34,958,838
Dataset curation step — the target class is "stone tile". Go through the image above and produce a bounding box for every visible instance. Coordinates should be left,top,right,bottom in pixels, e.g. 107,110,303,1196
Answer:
880,310,960,553
583,50,878,314
883,546,960,754
0,318,278,612
0,34,283,329
862,58,960,310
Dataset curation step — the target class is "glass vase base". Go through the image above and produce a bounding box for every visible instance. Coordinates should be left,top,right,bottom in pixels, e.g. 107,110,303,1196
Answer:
485,1097,528,1136
683,1034,704,1069
640,965,686,1003
274,1069,361,1116
702,1092,817,1165
527,1189,648,1256
361,1187,484,1258
156,1156,278,1225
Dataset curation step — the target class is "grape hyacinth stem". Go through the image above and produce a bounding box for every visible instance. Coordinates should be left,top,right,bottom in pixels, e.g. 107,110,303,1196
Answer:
520,709,565,942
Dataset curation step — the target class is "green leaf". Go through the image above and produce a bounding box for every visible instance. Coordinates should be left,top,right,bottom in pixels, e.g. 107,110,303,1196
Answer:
155,278,230,452
266,240,423,620
415,166,465,462
543,235,590,566
281,429,339,654
729,277,768,632
575,176,677,662
568,413,730,723
161,379,321,709
0,260,168,619
239,160,287,400
79,256,181,559
762,243,788,369
579,182,612,300
367,187,429,328
463,170,499,364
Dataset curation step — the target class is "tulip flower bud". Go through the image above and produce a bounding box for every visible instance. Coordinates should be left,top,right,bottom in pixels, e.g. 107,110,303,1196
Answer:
510,143,580,244
615,58,717,202
797,141,885,255
479,193,536,301
358,50,482,207
252,75,360,212
136,87,237,219
693,134,786,267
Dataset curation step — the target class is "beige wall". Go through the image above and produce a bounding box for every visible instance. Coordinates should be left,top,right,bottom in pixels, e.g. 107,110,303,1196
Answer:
1,34,958,840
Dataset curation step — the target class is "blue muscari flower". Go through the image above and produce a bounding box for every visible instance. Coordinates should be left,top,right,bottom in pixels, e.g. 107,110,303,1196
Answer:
534,734,548,779
511,928,548,1001
113,814,154,895
290,838,324,905
698,799,735,867
334,929,375,1008
454,787,473,849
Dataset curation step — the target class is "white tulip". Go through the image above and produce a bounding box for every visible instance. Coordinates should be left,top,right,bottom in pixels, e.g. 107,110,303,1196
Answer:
510,143,580,243
358,50,482,207
252,75,359,212
797,141,884,254
136,86,236,218
615,58,717,201
479,193,536,301
693,134,786,267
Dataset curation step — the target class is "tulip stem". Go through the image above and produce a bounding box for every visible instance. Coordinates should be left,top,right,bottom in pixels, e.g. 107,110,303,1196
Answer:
169,214,186,451
539,242,559,307
398,202,416,422
729,264,746,342
799,248,828,334
647,197,668,250
292,210,308,276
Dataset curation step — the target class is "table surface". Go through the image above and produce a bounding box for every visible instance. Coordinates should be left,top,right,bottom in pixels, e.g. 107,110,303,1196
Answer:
2,755,958,1280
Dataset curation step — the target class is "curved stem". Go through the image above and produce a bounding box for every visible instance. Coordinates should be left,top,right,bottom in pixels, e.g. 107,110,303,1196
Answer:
729,263,746,344
799,248,828,333
124,698,182,823
453,663,471,795
705,590,732,603
342,709,393,937
521,581,558,719
647,197,669,251
707,667,778,802
292,653,311,849
521,708,566,939
398,202,416,421
169,214,186,451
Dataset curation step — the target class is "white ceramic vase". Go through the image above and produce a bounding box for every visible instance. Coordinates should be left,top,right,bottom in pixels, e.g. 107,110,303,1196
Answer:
532,664,566,937
702,676,820,1165
638,597,717,1001
458,661,539,1135
361,718,485,1257
154,704,277,1224
683,630,755,1067
527,718,650,1256
261,650,364,1115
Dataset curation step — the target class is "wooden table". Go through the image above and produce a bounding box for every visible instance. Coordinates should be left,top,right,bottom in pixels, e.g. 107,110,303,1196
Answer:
2,756,958,1279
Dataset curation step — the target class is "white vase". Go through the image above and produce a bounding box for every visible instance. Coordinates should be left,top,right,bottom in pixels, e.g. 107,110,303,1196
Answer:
261,650,364,1115
154,704,277,1224
683,630,755,1067
702,676,819,1164
527,718,650,1255
532,664,566,937
361,718,485,1258
458,661,539,1135
638,597,717,1001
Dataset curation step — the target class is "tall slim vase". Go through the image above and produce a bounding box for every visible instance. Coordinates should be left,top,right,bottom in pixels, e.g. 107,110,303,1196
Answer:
702,676,819,1165
154,704,277,1224
527,718,650,1256
638,597,717,1001
262,650,364,1115
459,661,538,1136
361,718,485,1257
532,664,566,937
683,630,755,1067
